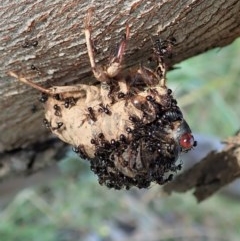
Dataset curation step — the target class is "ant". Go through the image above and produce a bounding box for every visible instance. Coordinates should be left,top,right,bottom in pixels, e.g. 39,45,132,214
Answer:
119,134,129,145
110,139,120,148
53,94,61,101
30,64,41,75
31,40,38,47
126,127,132,133
129,115,143,127
98,103,111,115
22,39,38,48
98,133,104,139
64,97,76,108
39,93,48,103
72,145,88,159
52,122,63,130
118,92,125,99
153,37,176,59
31,104,38,113
43,118,50,128
53,104,61,117
87,107,97,121
170,163,183,172
163,174,174,184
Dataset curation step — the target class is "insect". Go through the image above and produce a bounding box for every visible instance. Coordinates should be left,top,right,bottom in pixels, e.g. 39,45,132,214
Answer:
9,9,196,189
118,92,125,99
31,64,37,70
22,39,39,48
87,107,97,121
31,104,38,113
98,103,111,115
52,122,63,130
64,97,76,108
172,119,196,152
153,37,176,59
39,93,48,103
31,40,38,47
53,104,61,116
179,133,197,152
42,118,50,128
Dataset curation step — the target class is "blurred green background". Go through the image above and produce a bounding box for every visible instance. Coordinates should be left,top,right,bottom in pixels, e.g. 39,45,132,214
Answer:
0,39,240,241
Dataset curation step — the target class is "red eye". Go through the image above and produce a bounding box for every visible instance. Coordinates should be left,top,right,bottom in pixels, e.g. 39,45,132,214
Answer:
179,133,195,150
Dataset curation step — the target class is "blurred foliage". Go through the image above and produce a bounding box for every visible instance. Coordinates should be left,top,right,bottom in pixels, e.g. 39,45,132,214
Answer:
1,39,240,241
1,158,240,241
168,38,240,138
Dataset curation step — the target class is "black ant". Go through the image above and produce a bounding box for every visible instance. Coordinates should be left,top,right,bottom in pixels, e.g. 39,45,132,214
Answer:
87,107,97,121
98,133,104,139
39,93,48,103
171,99,178,106
126,127,132,133
98,103,111,115
110,139,120,149
64,97,76,108
119,134,128,144
53,94,61,101
43,118,50,128
147,145,155,152
53,104,61,117
164,174,174,183
52,122,63,130
72,145,87,159
170,163,183,172
167,89,172,95
31,104,38,113
31,64,37,70
32,40,38,47
91,138,97,145
131,140,139,150
129,115,143,127
30,64,41,74
72,146,79,153
94,134,111,149
146,95,155,102
118,92,125,99
22,39,38,48
110,139,116,145
106,82,119,104
154,37,176,59
22,41,30,48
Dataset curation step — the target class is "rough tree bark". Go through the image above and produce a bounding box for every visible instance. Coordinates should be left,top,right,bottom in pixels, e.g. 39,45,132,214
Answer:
0,0,240,198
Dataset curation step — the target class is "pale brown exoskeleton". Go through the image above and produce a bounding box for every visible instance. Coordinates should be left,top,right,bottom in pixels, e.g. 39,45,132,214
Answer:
9,9,196,189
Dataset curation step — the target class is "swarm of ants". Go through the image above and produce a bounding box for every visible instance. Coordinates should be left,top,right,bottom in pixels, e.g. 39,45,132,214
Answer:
9,9,196,190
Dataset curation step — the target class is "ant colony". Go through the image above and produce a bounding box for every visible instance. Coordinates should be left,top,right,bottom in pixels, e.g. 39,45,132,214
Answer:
9,10,197,190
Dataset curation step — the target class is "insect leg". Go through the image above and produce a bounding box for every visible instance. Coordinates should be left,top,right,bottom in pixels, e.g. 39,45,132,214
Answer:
106,24,130,78
85,8,109,82
8,71,51,94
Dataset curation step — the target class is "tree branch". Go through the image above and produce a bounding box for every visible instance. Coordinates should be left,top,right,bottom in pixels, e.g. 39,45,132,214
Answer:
0,1,240,192
1,0,240,151
164,133,240,202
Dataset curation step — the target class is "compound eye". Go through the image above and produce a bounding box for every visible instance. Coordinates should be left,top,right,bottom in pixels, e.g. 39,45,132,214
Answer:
179,133,195,151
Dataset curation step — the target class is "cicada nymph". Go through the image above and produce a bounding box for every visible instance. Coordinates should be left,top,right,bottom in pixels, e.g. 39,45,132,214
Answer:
9,9,196,189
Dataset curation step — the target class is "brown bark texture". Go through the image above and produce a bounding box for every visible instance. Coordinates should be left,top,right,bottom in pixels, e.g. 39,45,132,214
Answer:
0,0,240,196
